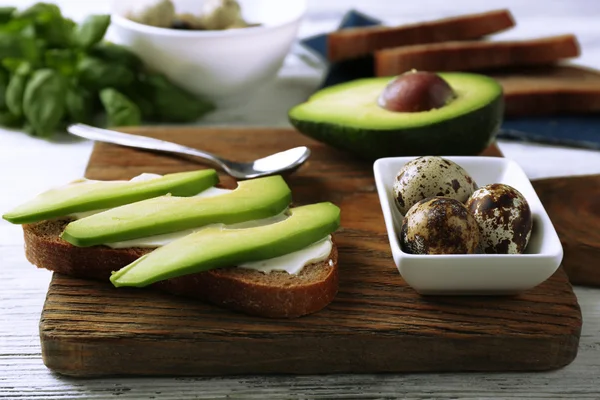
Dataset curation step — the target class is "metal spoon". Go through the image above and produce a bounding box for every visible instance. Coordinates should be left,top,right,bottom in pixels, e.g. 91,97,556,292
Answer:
67,124,311,180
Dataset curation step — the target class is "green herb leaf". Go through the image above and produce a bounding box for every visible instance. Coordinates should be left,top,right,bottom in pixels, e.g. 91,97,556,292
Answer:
22,68,67,137
0,110,23,127
5,62,31,117
66,85,94,123
0,33,39,63
74,14,110,49
144,73,215,122
77,56,135,90
17,3,73,48
100,88,141,127
0,19,36,39
0,6,16,24
45,48,77,76
88,42,143,72
2,57,29,73
0,69,9,110
125,89,155,120
15,2,59,19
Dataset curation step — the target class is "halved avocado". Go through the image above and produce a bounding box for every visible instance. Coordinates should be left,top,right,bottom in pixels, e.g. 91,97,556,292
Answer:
288,72,503,160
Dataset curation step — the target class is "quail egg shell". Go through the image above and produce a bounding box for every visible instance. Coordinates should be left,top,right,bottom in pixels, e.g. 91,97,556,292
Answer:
393,156,478,215
466,183,533,254
400,197,482,255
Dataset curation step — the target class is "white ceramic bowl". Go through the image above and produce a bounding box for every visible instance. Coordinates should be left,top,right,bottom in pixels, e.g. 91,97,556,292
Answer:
373,156,563,295
110,0,307,106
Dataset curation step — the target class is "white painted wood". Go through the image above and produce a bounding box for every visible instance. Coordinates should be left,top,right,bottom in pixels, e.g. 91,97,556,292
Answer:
2,0,600,398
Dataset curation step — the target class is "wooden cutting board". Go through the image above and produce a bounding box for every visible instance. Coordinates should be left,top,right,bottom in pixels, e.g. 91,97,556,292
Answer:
39,128,582,377
532,175,600,286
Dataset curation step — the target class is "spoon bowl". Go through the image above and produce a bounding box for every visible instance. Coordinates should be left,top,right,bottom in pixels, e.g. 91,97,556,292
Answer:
67,124,311,180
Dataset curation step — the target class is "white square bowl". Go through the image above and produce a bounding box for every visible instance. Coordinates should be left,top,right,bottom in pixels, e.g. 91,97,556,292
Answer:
373,156,563,295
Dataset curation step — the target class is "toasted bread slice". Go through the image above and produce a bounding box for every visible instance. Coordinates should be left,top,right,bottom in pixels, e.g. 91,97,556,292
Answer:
23,219,338,318
489,65,600,116
327,9,515,62
375,34,580,76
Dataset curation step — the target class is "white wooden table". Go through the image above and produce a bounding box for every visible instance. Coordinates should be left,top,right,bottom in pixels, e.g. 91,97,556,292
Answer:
2,0,600,398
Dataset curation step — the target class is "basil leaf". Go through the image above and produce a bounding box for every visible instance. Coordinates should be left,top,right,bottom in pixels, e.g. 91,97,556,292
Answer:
0,69,9,110
22,68,67,137
0,110,23,127
17,3,73,48
0,7,16,24
100,88,141,127
77,56,135,90
88,42,143,72
5,62,31,117
74,14,110,49
144,73,214,122
45,48,77,76
0,33,39,63
66,85,94,123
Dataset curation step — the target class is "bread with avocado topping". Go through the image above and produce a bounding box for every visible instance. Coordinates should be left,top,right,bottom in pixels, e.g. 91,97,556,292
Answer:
23,218,339,318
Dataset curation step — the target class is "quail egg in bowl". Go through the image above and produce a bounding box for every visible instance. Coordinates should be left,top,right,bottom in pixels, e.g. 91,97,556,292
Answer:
466,183,533,255
393,155,478,214
373,156,563,295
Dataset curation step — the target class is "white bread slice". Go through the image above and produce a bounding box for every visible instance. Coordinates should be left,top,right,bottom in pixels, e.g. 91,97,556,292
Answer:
23,219,338,318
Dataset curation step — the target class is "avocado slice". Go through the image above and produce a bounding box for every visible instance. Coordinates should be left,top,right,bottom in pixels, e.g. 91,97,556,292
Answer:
3,170,219,225
61,175,292,247
110,202,340,287
288,72,503,160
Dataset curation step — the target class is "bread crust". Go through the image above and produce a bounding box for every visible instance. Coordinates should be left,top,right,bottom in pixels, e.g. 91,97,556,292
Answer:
488,65,600,116
327,9,515,62
375,35,580,76
23,219,338,318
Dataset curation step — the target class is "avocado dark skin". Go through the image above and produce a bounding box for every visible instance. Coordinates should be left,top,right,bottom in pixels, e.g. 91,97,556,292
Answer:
378,71,456,113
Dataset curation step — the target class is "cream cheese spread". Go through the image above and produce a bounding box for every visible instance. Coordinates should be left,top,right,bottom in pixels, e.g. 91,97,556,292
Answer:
237,235,332,274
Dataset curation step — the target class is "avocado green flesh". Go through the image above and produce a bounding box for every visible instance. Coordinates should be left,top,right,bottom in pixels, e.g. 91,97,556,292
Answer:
61,175,292,247
288,73,504,160
2,169,219,225
110,202,340,287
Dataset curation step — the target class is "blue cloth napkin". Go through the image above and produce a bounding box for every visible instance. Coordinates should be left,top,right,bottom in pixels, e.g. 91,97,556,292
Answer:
299,10,600,150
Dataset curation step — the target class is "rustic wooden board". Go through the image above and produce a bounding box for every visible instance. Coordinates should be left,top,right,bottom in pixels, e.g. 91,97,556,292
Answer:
532,175,600,287
39,128,582,377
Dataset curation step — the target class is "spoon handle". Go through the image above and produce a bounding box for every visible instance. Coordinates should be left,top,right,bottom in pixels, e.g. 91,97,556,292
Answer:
67,124,225,167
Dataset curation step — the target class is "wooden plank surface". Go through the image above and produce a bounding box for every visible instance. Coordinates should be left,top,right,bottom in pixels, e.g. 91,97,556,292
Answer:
39,127,582,377
532,175,600,287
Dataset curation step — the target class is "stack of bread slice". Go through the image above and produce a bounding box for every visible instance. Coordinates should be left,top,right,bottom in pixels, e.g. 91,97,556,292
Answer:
327,9,599,116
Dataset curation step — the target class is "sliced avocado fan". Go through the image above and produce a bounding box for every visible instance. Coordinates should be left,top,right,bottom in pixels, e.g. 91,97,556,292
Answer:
61,175,292,247
110,202,341,287
2,169,218,224
288,72,503,160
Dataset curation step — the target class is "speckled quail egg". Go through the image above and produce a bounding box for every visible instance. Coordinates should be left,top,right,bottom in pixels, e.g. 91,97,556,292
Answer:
393,156,478,215
466,183,532,254
400,197,482,255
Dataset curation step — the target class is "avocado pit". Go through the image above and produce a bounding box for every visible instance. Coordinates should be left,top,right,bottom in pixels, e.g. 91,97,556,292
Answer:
378,71,456,113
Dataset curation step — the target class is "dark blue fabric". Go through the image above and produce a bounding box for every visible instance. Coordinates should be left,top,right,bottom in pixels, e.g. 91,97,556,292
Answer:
299,10,600,151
